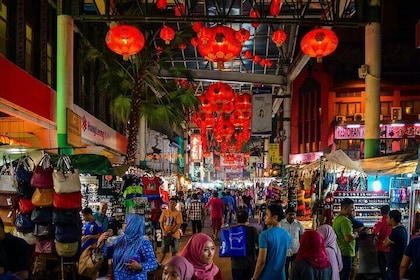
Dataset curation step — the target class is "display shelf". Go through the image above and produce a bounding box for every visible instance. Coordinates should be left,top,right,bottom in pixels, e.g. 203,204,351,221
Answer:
333,191,389,227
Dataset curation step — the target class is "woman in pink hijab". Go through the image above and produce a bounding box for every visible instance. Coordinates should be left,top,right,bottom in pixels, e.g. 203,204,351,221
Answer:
180,233,223,280
317,224,343,280
162,256,194,280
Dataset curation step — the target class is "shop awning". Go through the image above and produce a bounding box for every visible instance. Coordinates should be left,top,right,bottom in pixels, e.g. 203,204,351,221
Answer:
324,149,364,173
48,154,115,175
359,152,418,175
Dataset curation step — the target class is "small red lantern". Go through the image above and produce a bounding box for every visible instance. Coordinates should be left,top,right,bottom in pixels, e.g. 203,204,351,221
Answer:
203,151,211,158
249,9,261,29
300,28,338,63
190,37,199,47
192,22,203,33
270,0,282,16
253,55,261,63
160,26,175,45
178,43,187,50
235,93,252,112
235,28,251,44
175,3,185,16
156,0,167,9
243,50,252,59
105,25,145,60
272,29,287,47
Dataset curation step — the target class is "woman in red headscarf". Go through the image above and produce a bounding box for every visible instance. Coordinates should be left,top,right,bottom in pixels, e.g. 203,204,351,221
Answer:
180,233,222,280
291,230,332,280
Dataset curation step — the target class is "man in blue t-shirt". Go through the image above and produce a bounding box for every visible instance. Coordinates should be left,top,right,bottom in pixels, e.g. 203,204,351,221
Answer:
400,236,420,279
81,207,103,252
383,209,408,280
252,204,291,280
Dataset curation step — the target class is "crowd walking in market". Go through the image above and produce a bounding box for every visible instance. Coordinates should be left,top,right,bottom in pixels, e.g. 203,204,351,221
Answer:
2,186,420,280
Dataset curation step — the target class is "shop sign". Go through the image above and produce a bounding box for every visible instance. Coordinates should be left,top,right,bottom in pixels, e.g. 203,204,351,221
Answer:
289,151,323,164
269,143,282,164
220,153,244,167
66,109,82,147
98,175,122,196
251,87,272,135
335,124,420,140
190,134,202,162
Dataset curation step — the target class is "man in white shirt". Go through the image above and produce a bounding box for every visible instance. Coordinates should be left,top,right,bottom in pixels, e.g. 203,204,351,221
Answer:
280,207,305,280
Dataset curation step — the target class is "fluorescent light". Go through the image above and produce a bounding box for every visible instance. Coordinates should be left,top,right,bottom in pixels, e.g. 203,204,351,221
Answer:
347,124,360,128
390,123,404,127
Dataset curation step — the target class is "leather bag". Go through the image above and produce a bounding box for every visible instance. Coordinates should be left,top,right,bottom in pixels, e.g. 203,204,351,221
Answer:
35,237,55,254
15,155,35,186
15,212,34,233
30,154,54,188
0,193,18,208
55,240,79,257
0,208,16,226
53,154,81,194
52,208,80,225
31,188,54,207
78,244,104,279
31,206,53,224
55,224,81,243
33,223,54,237
0,156,17,194
14,230,36,245
53,191,82,209
18,198,35,214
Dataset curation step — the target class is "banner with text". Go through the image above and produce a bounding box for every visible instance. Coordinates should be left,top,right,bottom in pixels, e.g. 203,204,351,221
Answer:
190,134,202,162
251,87,272,135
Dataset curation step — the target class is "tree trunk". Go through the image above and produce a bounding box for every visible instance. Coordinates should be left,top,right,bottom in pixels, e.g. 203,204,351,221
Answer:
125,76,143,164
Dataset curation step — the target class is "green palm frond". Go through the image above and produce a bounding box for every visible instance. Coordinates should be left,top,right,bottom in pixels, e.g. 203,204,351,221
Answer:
110,95,131,124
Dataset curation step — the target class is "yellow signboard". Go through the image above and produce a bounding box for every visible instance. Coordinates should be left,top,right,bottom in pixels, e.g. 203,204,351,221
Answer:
269,143,282,164
67,109,82,147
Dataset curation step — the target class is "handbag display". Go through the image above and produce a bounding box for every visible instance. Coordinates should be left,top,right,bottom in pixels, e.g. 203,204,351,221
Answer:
18,198,35,214
33,223,54,237
15,155,35,186
31,206,53,224
31,188,54,207
0,156,17,194
219,226,247,257
53,191,82,209
30,154,54,188
52,208,80,225
15,212,35,233
78,244,104,278
55,240,79,257
53,154,81,194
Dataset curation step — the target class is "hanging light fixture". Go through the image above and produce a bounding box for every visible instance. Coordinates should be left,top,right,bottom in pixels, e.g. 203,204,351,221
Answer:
272,29,287,47
160,26,175,45
105,25,145,60
300,28,338,63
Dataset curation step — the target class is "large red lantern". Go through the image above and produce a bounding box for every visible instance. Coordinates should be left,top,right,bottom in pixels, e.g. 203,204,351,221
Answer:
272,29,287,47
160,26,175,45
105,25,145,60
206,82,234,105
300,28,338,63
196,25,244,70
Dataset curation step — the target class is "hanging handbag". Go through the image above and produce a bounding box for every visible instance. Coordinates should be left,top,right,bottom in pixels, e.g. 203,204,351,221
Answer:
33,223,54,237
31,188,54,207
53,191,82,209
31,206,53,224
219,226,247,257
55,240,79,257
18,198,35,214
35,237,55,254
15,212,35,233
15,155,35,185
52,208,80,225
30,153,54,188
0,155,17,194
13,230,37,245
0,193,18,208
55,224,81,243
78,244,104,278
53,154,81,194
0,208,16,226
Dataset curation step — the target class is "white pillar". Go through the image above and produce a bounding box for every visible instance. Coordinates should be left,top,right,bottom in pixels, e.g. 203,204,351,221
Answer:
282,84,292,165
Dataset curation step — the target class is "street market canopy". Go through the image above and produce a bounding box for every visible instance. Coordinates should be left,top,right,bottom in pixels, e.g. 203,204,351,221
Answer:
359,151,419,175
324,149,364,173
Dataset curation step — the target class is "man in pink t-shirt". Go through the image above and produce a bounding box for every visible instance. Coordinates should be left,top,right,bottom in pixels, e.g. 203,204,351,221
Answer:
372,205,392,280
205,191,225,240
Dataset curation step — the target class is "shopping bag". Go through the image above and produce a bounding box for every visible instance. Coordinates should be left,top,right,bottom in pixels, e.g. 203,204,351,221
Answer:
31,188,54,207
0,155,17,194
219,226,247,257
30,154,54,188
78,244,104,278
53,154,81,193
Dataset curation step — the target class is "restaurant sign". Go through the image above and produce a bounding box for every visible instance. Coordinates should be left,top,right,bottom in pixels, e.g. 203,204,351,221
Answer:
335,124,420,140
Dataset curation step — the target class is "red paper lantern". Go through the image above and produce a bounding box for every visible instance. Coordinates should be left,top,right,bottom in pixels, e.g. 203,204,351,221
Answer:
206,82,234,105
270,0,282,16
203,151,211,158
190,37,199,47
192,22,203,33
249,9,261,29
160,26,175,45
178,43,187,50
175,3,185,16
243,50,252,59
253,55,261,63
235,28,251,44
156,0,167,9
300,28,338,63
235,93,252,112
105,25,145,60
196,25,244,70
272,29,287,47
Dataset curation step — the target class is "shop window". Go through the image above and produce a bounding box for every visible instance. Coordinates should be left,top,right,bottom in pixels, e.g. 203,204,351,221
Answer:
0,1,7,55
25,24,33,73
401,101,420,116
335,102,361,116
380,102,393,116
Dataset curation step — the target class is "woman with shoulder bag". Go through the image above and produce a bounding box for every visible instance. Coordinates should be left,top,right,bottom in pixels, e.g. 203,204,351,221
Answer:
98,214,158,280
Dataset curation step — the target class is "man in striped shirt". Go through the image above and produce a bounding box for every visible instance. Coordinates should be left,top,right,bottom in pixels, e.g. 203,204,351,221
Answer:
187,193,203,234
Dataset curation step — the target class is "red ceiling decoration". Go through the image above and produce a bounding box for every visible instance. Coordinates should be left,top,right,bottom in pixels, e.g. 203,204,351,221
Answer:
105,25,145,60
300,28,339,63
272,29,287,47
160,26,176,45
